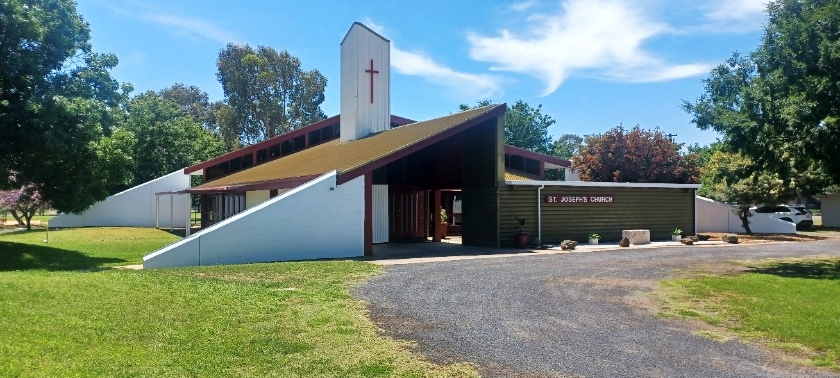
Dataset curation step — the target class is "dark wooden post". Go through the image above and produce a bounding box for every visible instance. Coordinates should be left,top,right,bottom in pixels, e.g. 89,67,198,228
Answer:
433,189,442,242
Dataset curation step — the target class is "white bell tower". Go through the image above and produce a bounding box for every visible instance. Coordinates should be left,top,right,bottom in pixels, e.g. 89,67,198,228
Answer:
340,22,391,142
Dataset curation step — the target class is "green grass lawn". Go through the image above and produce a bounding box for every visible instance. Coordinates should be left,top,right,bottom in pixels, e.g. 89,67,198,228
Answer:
0,228,477,377
658,258,840,370
0,228,181,270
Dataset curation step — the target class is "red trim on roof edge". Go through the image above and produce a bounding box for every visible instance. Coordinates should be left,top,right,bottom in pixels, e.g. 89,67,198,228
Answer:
390,115,415,126
184,115,417,175
336,104,507,185
504,145,571,167
184,116,340,174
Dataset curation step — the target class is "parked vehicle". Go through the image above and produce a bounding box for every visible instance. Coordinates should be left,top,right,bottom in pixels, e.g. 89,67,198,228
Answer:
751,205,813,229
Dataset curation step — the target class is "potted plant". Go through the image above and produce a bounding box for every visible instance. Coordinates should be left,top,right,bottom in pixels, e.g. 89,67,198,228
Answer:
588,233,601,245
439,208,449,239
513,217,528,249
672,228,682,241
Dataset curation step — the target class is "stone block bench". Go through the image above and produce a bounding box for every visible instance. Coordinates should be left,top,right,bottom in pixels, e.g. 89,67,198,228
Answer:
621,229,650,245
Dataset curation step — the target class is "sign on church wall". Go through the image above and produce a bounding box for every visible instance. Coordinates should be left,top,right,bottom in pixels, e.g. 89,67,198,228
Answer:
545,194,614,204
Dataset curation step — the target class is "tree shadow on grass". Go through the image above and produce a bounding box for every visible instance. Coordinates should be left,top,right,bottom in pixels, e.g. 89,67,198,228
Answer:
0,241,127,271
745,260,840,280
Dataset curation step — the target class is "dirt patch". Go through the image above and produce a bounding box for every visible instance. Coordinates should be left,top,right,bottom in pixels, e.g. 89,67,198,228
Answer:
698,232,826,244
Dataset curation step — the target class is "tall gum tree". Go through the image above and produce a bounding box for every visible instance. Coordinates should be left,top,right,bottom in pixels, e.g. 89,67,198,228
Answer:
459,99,555,154
216,44,327,145
683,0,840,194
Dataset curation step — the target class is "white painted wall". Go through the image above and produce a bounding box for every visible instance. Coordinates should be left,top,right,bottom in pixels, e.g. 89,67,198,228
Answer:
696,196,795,234
340,22,390,142
565,167,581,181
372,185,388,243
144,171,365,268
820,194,840,227
50,170,190,228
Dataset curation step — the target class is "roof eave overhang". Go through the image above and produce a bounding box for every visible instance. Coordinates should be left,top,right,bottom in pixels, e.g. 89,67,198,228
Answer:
335,104,507,185
187,174,322,194
505,180,702,189
504,145,571,167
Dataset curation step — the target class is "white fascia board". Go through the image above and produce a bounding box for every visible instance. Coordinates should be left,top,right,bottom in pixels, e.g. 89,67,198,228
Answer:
506,180,702,189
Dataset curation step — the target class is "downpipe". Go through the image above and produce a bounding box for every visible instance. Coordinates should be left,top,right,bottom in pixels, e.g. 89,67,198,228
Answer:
537,185,544,244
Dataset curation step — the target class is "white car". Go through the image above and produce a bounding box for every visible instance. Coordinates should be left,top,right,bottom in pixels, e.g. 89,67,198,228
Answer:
751,205,813,229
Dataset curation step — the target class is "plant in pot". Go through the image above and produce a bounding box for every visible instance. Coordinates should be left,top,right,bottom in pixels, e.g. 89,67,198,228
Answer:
588,233,601,245
513,217,528,249
672,228,682,242
439,208,449,239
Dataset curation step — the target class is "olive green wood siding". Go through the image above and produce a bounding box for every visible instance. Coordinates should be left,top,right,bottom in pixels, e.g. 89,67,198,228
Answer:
499,186,695,247
462,187,499,248
460,117,504,248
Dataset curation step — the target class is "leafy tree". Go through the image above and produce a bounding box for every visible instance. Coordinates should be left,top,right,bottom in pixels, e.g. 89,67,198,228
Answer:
0,180,48,230
699,151,797,234
686,142,724,168
160,83,210,125
0,1,134,214
573,125,699,183
460,100,555,154
216,44,327,144
122,93,225,188
683,0,840,194
207,101,243,151
553,134,583,160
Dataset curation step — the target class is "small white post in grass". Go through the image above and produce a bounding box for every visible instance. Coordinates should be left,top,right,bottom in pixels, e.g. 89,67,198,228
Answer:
169,195,174,232
185,194,191,237
155,195,160,229
44,225,48,243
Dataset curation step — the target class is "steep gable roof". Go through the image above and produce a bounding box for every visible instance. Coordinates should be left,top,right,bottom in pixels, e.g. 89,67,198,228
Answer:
190,104,505,192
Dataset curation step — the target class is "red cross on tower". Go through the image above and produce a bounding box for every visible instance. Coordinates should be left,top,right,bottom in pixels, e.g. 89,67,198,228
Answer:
364,59,379,104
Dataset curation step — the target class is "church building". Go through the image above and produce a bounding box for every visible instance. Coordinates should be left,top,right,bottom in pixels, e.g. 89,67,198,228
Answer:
143,23,698,268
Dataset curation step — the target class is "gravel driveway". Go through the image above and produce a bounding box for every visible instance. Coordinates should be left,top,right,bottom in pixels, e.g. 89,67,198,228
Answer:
354,239,840,377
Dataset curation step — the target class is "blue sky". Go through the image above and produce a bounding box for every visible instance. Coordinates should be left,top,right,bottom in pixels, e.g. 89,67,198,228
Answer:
76,0,768,147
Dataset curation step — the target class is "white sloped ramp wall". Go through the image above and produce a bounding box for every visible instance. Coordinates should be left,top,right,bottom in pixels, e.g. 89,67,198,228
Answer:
144,171,364,269
50,170,190,228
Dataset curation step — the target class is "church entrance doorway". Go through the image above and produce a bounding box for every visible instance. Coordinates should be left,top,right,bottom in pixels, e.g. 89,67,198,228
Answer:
389,190,426,241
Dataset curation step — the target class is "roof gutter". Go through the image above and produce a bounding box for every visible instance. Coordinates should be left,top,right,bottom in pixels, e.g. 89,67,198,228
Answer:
506,180,702,189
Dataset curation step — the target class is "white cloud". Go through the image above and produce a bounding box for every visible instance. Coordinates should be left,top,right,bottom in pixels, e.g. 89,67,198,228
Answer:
390,47,501,99
138,11,239,44
103,1,238,44
510,1,538,11
362,18,387,35
363,18,502,99
466,0,712,95
707,0,767,21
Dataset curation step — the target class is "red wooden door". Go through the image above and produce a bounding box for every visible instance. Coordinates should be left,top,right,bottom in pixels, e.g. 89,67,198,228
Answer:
390,190,425,240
